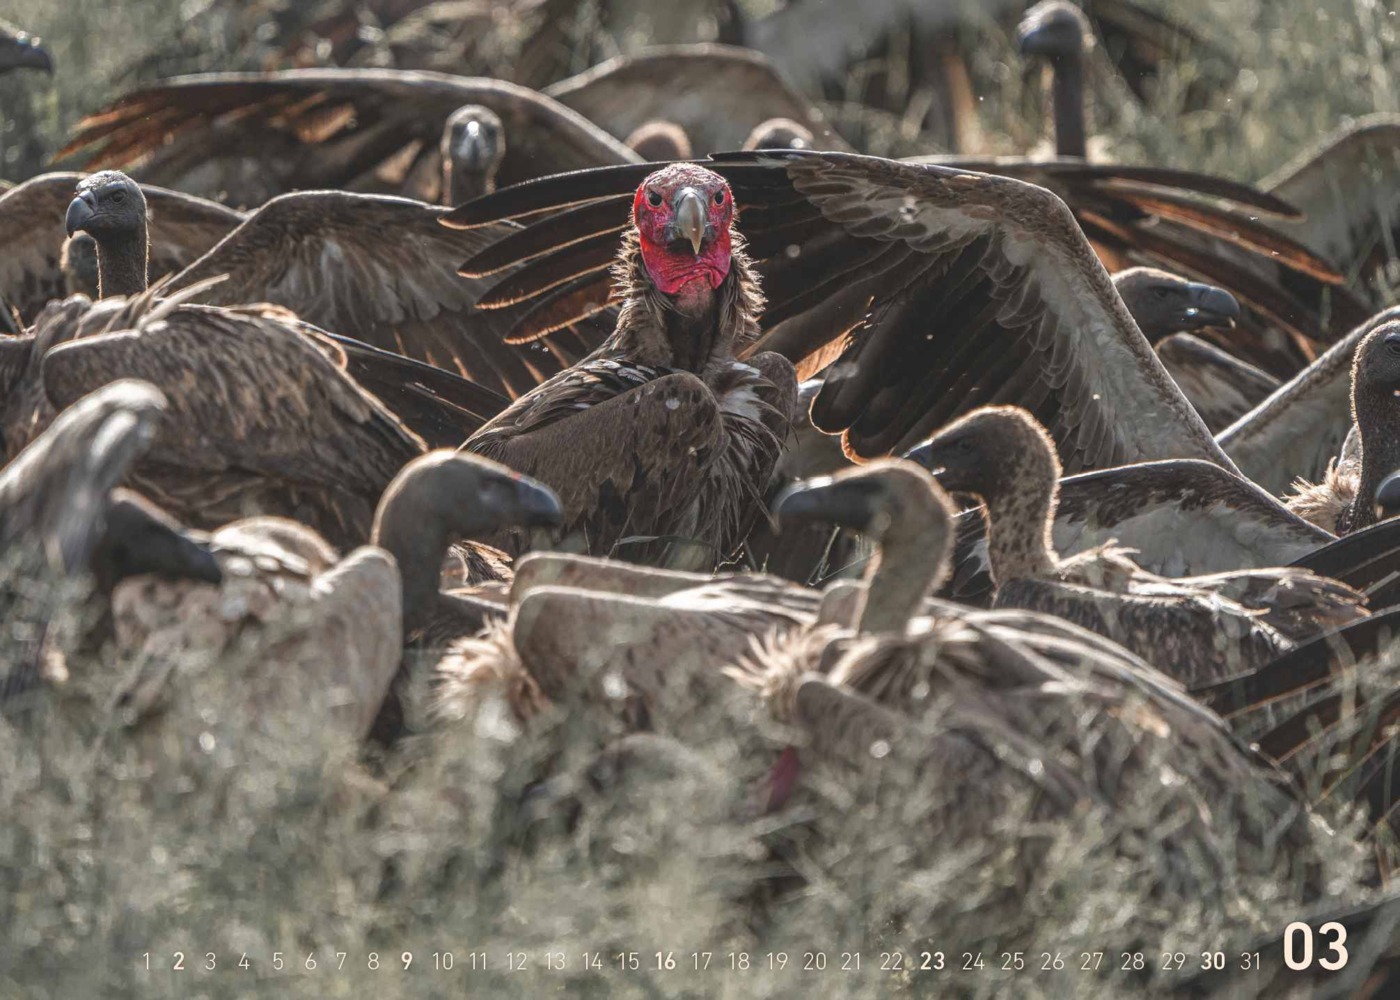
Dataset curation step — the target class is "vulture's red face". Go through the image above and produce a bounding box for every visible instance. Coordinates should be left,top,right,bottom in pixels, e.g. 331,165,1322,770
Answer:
632,164,734,307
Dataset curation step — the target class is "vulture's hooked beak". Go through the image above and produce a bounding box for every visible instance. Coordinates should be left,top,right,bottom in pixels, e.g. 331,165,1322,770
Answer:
506,477,565,530
774,476,883,533
1376,471,1400,523
673,188,707,255
3,35,52,74
1182,282,1241,329
453,120,492,172
65,192,96,237
901,440,941,475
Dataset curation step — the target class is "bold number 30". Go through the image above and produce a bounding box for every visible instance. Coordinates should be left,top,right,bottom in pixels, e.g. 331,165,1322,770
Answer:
1284,921,1347,971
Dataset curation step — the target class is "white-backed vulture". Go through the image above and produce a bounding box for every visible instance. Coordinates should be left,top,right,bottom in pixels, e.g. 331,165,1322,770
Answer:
0,380,220,703
1154,334,1280,433
909,406,1367,685
1285,320,1400,534
730,460,1340,953
57,69,644,209
1219,307,1400,495
542,45,846,156
62,169,609,403
7,290,426,551
449,150,1232,474
461,162,798,569
0,172,244,320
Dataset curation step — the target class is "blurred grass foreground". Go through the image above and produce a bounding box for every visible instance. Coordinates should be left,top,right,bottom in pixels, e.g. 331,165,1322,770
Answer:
1,1,1399,998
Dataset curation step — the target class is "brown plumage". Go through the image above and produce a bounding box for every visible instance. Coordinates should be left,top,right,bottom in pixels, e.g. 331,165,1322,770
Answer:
35,294,426,551
624,120,694,162
731,460,1336,952
58,69,643,208
1286,321,1400,535
910,406,1369,686
0,172,243,321
1156,334,1280,433
463,162,797,569
449,150,1231,473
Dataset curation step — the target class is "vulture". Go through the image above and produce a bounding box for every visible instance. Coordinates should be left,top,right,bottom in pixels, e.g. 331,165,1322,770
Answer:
0,172,244,322
65,169,606,403
908,406,1367,685
59,233,98,298
541,45,846,155
1219,308,1400,496
0,380,221,703
941,456,1336,606
0,21,51,75
113,449,559,748
449,150,1234,474
16,290,426,551
1285,320,1400,535
57,69,643,208
742,118,815,152
462,162,798,569
730,462,1338,951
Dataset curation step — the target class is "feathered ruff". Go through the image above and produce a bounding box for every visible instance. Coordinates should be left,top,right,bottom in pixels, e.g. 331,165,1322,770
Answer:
605,226,765,368
426,617,547,728
1285,457,1357,534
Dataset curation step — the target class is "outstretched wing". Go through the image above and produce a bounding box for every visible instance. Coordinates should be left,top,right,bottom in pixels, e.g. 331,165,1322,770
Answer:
170,190,608,398
59,69,643,202
449,150,1229,473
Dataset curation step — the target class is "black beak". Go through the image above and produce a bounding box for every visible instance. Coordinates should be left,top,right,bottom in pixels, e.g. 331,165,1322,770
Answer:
101,497,224,587
773,475,880,533
673,188,707,255
901,440,942,476
507,475,564,530
65,192,96,237
1376,471,1400,523
3,36,52,74
453,121,492,172
1181,283,1241,329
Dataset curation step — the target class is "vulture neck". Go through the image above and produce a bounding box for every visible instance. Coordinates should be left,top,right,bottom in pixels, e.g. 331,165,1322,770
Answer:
445,164,492,206
857,514,950,636
981,458,1061,587
373,491,454,640
1346,391,1400,532
1047,56,1088,159
609,230,762,372
95,226,150,298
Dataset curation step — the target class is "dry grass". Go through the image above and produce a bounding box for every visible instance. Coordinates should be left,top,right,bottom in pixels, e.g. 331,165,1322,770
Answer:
2,0,1399,996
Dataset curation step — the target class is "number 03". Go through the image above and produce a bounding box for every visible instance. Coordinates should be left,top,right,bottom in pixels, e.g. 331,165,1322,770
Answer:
1284,921,1347,971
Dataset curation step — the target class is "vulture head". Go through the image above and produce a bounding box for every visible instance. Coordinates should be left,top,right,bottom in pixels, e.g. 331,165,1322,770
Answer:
742,118,814,151
60,234,100,298
905,405,1061,508
441,105,506,205
65,171,146,242
625,120,694,161
775,459,954,549
1113,267,1241,343
1350,321,1400,447
374,450,563,549
0,24,51,75
632,163,735,311
1017,0,1093,60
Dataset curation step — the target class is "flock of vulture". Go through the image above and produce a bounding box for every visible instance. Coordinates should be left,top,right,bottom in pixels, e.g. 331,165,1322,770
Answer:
6,0,1400,990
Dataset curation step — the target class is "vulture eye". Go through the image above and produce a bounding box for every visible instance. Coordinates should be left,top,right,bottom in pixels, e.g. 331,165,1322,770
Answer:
957,438,974,453
1386,334,1400,356
1152,287,1169,299
713,190,726,205
111,190,126,204
646,189,663,208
